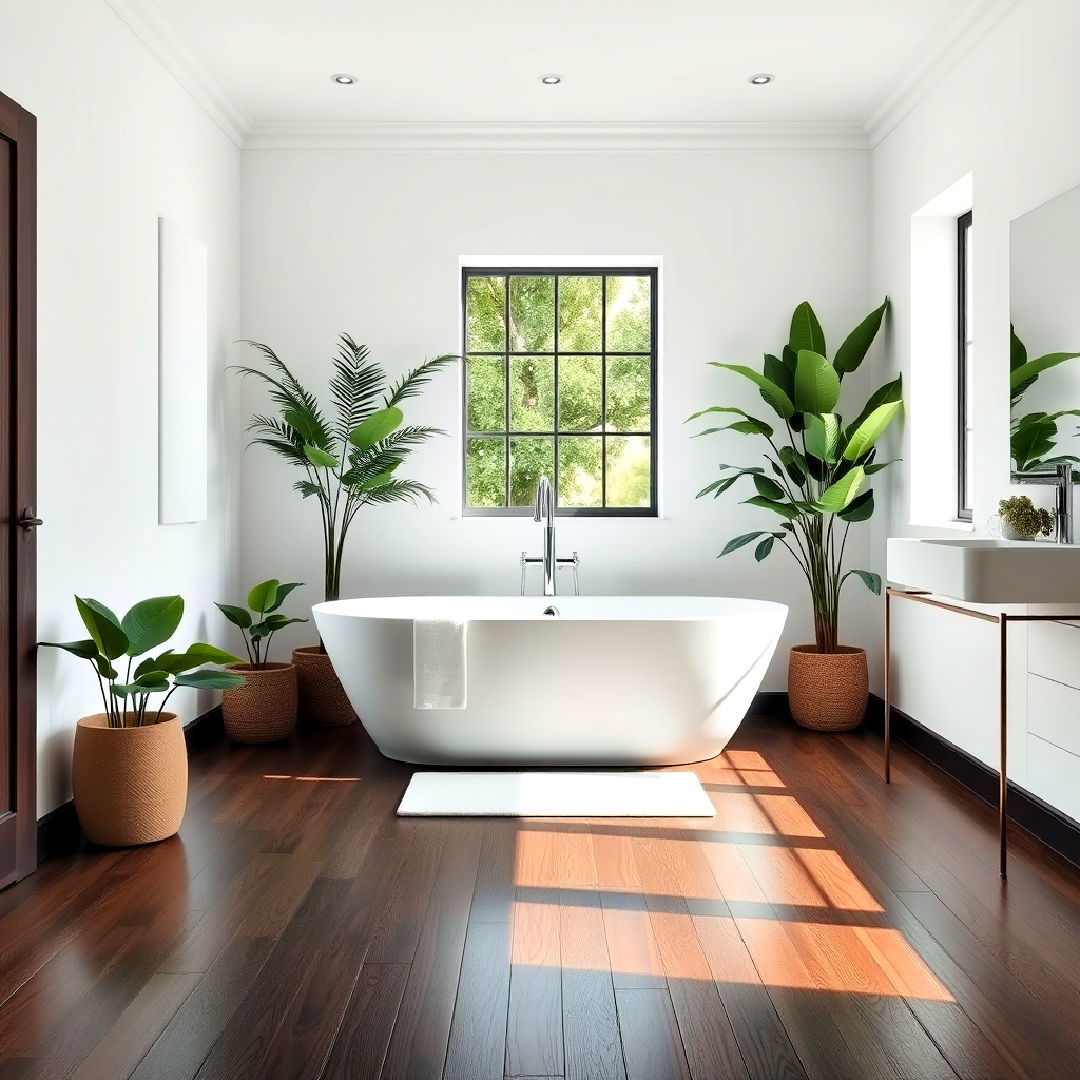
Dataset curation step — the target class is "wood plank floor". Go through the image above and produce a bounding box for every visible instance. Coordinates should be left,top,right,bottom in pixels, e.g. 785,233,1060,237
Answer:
1,715,1079,1079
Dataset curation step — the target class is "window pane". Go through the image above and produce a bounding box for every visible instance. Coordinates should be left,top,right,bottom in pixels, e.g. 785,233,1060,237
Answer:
606,354,651,431
606,436,651,507
510,276,555,352
558,354,602,431
558,436,602,507
558,275,602,351
509,437,554,507
605,275,651,351
466,437,506,507
465,275,506,351
466,355,505,432
510,355,555,431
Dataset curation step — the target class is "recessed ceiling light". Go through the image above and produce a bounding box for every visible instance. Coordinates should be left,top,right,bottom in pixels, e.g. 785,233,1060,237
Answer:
331,73,358,86
748,73,775,85
540,74,562,86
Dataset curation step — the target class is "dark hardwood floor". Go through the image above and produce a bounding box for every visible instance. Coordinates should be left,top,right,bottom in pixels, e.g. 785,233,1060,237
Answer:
1,714,1079,1079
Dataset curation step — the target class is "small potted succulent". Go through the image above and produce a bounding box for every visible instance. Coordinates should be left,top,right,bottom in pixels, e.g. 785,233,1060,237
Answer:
998,495,1055,540
38,596,243,847
216,579,308,743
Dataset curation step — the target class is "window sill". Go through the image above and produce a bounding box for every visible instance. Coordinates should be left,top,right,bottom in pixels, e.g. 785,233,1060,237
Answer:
907,519,976,532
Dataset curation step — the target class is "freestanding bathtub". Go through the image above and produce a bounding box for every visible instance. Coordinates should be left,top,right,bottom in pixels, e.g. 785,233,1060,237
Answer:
313,596,787,767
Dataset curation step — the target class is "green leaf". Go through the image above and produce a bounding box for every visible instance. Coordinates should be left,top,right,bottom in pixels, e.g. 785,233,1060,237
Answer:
753,474,785,501
265,582,303,613
134,652,170,679
817,467,866,512
838,489,875,522
264,614,307,630
742,495,801,520
1010,352,1080,394
216,602,252,629
303,444,340,469
1012,417,1056,469
778,446,807,487
762,352,795,410
834,298,889,376
348,406,404,452
359,470,396,491
708,364,794,419
794,350,841,413
789,302,826,356
247,579,280,615
804,413,841,463
94,655,118,680
693,412,774,438
121,596,185,657
76,597,129,661
1010,325,1027,372
719,531,771,556
754,536,776,561
864,458,900,475
133,670,171,694
845,376,903,442
38,638,99,660
283,407,327,447
187,643,244,665
843,401,902,461
175,669,247,691
843,569,882,596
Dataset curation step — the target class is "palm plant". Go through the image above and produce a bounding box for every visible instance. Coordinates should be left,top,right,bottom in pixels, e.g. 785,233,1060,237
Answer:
1009,325,1080,475
235,334,457,601
691,299,901,653
39,595,244,727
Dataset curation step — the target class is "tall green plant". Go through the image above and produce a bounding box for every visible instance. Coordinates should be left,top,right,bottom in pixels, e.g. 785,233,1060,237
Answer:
691,299,901,653
235,335,456,601
1009,325,1080,474
39,596,244,727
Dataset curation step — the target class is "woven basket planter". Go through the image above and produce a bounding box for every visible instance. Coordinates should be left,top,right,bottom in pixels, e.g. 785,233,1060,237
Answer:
292,646,356,727
788,645,869,731
222,662,297,743
72,712,187,847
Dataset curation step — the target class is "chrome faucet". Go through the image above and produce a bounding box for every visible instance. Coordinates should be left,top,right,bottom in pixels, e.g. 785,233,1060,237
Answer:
520,475,581,596
1010,462,1074,543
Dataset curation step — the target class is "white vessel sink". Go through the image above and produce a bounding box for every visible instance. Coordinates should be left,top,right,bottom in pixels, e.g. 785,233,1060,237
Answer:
886,537,1080,604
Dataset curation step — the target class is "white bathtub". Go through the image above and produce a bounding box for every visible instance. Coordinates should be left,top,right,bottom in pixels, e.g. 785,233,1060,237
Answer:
313,596,787,767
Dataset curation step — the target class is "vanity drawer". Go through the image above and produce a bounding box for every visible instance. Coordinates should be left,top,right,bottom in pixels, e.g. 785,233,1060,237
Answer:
1026,735,1080,824
1027,621,1080,689
1027,673,1080,758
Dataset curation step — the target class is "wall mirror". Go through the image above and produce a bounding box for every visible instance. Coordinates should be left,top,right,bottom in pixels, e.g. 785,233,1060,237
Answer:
1010,186,1080,483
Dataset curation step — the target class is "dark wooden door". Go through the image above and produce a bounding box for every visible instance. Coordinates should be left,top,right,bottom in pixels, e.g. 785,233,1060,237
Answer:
0,90,37,891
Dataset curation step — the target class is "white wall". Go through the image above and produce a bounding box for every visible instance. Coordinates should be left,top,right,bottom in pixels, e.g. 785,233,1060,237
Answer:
238,148,878,686
871,0,1080,801
1,0,241,814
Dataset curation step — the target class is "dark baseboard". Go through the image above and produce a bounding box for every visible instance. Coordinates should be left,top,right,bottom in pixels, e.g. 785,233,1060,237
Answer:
36,705,226,864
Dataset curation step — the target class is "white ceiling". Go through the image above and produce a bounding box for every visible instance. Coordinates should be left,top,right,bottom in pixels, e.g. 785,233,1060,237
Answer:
127,0,984,128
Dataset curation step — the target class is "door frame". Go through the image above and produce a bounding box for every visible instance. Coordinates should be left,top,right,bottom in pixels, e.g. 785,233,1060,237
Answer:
0,90,37,889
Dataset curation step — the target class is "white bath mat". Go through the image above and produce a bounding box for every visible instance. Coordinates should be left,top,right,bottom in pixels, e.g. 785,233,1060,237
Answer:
397,771,715,817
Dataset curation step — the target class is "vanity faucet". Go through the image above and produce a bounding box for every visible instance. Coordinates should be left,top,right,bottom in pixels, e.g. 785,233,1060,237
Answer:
520,475,580,596
1010,462,1074,543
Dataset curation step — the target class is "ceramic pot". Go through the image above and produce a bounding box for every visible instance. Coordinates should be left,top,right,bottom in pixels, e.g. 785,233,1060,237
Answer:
787,645,869,731
72,712,187,846
292,646,356,727
222,662,298,743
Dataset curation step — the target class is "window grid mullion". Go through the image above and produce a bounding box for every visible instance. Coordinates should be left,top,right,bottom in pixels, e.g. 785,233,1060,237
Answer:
553,275,560,507
503,275,510,509
601,274,607,509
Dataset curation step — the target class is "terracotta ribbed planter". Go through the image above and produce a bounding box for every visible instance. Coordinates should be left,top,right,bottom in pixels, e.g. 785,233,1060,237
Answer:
222,663,297,743
72,713,187,847
292,646,356,727
788,645,869,731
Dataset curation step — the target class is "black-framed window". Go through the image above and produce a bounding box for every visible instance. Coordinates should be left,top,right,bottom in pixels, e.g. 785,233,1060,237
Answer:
461,267,658,516
957,211,973,521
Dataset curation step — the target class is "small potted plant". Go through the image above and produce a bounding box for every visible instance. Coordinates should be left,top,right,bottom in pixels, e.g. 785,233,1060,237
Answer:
235,334,456,725
216,579,308,743
998,495,1055,540
38,596,243,847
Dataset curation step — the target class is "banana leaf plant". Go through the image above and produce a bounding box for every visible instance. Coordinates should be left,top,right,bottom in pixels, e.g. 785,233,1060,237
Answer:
691,299,901,654
235,335,456,602
1009,325,1080,476
39,596,245,727
217,578,308,668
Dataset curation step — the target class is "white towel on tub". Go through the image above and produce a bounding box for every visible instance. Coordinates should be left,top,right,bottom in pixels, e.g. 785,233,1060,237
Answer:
413,619,468,710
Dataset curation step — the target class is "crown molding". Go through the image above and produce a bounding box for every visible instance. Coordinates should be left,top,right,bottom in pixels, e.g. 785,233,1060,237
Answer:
242,120,869,152
101,0,251,146
863,0,1020,148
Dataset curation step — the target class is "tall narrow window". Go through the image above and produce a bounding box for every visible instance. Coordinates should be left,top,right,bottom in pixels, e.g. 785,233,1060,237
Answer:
957,211,973,520
461,268,658,516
